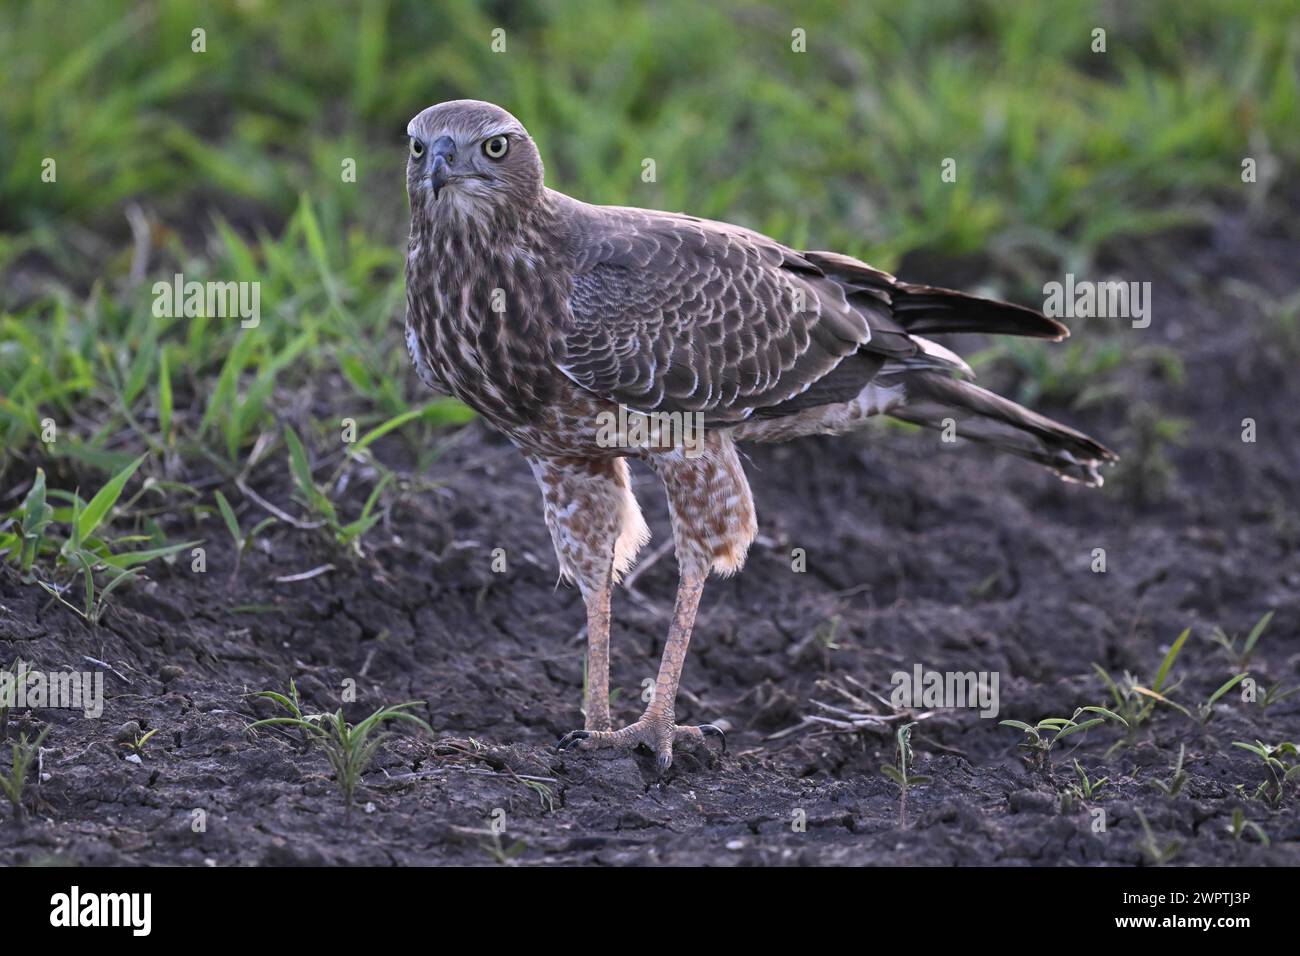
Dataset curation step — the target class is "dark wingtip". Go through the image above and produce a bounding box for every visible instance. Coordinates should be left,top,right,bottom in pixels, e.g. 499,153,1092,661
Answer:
801,250,1071,341
895,282,1070,341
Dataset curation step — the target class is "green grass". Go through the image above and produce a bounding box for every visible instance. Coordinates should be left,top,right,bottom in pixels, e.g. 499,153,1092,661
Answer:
0,458,200,623
1134,807,1182,864
0,727,50,824
1093,627,1193,753
1060,758,1109,813
4,1,1297,253
1231,740,1300,808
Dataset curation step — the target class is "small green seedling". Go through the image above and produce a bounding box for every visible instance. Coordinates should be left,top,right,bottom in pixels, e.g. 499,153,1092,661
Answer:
816,615,842,652
1134,808,1181,865
523,778,555,812
214,490,276,593
120,728,159,759
1208,611,1274,671
285,427,393,554
481,829,527,865
1112,406,1190,506
0,656,19,738
1070,759,1108,800
1093,627,1192,754
250,678,312,747
1226,808,1269,846
249,683,432,820
0,727,50,824
1260,681,1300,710
0,468,53,578
880,721,931,828
1231,740,1300,809
1060,759,1109,814
39,554,140,625
1000,706,1128,771
1198,673,1250,725
1149,743,1188,799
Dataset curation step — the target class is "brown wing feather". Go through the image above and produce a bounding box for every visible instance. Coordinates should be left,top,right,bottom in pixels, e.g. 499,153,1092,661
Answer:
556,204,905,422
553,200,1064,423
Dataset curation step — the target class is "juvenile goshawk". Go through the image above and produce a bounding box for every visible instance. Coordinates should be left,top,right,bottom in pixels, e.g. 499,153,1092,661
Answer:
403,99,1116,770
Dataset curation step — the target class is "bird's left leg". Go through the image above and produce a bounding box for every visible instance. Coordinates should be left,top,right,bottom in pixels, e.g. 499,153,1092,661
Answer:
558,432,756,769
527,455,648,731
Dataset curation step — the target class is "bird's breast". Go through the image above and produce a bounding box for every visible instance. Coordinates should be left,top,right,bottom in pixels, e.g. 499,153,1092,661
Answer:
405,220,586,446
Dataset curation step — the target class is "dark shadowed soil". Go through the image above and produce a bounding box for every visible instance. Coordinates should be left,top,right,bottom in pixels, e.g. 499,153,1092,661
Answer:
2,212,1298,866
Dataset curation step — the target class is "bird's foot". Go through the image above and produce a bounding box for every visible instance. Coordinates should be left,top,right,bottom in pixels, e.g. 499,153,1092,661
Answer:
557,714,725,771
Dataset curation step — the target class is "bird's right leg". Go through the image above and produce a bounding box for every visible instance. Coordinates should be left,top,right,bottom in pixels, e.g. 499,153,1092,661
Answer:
582,577,613,731
526,455,648,732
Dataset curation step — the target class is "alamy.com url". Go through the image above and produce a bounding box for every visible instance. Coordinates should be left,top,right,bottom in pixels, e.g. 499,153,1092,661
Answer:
1114,916,1250,929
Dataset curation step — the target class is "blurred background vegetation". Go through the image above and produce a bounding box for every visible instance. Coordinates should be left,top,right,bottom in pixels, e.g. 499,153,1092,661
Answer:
0,0,1296,510
5,1,1297,250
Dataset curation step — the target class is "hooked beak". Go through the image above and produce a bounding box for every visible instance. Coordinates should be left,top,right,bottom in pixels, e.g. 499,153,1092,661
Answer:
428,135,456,200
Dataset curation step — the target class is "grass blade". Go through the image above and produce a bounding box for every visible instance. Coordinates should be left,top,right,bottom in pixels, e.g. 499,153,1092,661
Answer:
74,453,146,542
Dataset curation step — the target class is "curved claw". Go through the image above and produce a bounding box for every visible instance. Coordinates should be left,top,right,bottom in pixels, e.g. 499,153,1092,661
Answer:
556,730,590,752
699,724,727,754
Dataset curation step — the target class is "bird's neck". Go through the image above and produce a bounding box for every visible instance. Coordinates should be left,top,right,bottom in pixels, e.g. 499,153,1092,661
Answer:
414,188,554,260
407,188,564,334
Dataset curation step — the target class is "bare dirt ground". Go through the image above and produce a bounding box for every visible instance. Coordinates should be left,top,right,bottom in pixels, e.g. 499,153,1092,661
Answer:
2,212,1298,866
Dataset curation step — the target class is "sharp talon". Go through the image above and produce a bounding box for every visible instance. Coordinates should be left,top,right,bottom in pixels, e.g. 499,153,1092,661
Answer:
557,730,590,751
700,724,727,754
656,752,673,772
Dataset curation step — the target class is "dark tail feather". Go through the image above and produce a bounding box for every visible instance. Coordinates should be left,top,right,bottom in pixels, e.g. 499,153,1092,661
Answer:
890,371,1119,486
800,251,1068,340
892,282,1069,340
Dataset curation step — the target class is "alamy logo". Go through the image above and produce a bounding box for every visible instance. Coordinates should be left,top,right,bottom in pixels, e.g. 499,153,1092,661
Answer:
152,273,261,328
1042,273,1151,328
890,664,1000,718
49,886,151,936
595,405,706,458
0,659,103,719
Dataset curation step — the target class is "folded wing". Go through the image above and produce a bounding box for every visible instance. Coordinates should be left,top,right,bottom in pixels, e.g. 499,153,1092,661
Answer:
555,203,1066,424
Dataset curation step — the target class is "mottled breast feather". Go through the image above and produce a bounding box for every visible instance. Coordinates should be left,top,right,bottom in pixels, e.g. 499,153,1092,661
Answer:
553,203,901,424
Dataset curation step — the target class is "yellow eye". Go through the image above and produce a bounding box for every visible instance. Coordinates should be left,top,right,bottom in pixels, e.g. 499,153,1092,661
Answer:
482,135,509,160
409,137,424,158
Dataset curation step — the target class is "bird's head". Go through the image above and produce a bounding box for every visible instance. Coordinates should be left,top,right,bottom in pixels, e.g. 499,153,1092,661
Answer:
405,99,543,223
